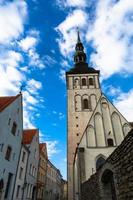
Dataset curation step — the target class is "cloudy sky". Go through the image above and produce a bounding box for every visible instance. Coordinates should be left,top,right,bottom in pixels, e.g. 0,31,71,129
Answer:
0,0,133,179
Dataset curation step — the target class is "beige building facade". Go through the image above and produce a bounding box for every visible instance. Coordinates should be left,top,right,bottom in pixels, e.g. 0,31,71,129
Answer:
66,32,101,200
45,160,62,200
37,143,48,200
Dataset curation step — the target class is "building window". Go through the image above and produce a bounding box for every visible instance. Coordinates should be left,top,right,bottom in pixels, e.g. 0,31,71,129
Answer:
83,99,89,109
4,173,13,198
34,149,36,158
96,157,106,171
89,78,94,86
107,138,114,147
16,185,20,198
82,78,86,86
8,118,11,125
5,146,12,161
22,151,26,162
19,167,23,179
11,122,17,135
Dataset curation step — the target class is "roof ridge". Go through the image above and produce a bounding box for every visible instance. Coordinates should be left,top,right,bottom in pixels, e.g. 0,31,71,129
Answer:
0,93,21,112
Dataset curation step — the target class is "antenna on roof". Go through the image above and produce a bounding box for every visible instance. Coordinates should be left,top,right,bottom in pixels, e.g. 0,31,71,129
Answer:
19,83,26,94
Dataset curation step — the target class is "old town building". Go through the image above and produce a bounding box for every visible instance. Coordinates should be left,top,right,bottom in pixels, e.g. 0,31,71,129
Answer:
22,129,39,200
37,143,48,200
66,32,132,200
62,180,67,200
0,94,23,200
45,159,63,200
0,93,65,200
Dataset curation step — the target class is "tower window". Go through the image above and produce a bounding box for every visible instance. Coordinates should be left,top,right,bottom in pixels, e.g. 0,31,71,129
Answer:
89,78,94,86
82,78,86,86
107,138,114,147
83,99,89,109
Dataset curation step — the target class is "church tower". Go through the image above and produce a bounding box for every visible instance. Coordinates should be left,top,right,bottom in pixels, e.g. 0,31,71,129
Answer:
66,31,102,200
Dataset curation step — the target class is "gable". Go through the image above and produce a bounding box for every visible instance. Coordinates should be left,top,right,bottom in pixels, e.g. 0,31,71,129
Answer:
80,94,132,147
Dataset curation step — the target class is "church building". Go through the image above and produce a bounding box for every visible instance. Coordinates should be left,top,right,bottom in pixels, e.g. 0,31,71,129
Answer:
66,32,132,200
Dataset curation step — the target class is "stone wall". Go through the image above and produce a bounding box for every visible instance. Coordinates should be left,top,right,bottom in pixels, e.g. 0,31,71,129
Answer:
81,173,101,200
81,129,133,200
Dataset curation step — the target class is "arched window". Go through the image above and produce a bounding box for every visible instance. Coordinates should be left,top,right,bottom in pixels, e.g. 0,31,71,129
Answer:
82,78,86,86
96,156,106,170
107,138,114,147
83,99,89,109
89,78,94,86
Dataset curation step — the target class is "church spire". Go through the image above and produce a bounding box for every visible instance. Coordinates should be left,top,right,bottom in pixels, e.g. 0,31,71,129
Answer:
77,27,81,43
74,28,87,64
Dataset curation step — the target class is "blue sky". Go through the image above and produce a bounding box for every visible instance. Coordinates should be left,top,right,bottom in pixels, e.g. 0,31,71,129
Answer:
0,0,133,179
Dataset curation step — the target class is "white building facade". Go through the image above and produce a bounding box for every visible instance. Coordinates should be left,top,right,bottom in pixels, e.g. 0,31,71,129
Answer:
0,94,23,200
13,144,29,200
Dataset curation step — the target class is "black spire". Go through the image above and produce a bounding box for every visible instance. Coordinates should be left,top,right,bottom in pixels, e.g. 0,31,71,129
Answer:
66,30,100,75
74,29,87,64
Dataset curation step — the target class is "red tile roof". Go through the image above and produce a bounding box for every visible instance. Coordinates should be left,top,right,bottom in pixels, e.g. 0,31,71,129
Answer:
0,94,21,112
23,129,38,144
39,143,46,151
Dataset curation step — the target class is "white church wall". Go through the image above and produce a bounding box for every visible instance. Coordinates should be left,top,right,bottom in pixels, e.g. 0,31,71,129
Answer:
84,147,115,181
100,97,116,146
94,113,106,147
86,125,96,147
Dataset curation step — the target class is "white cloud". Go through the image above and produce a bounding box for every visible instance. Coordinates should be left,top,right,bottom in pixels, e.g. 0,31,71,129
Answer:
19,36,37,51
56,9,88,57
57,0,87,8
43,55,56,66
26,79,42,94
59,112,65,120
46,140,60,158
86,0,133,79
59,69,66,82
102,85,122,97
114,89,133,122
0,1,27,44
0,1,44,129
28,48,45,69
